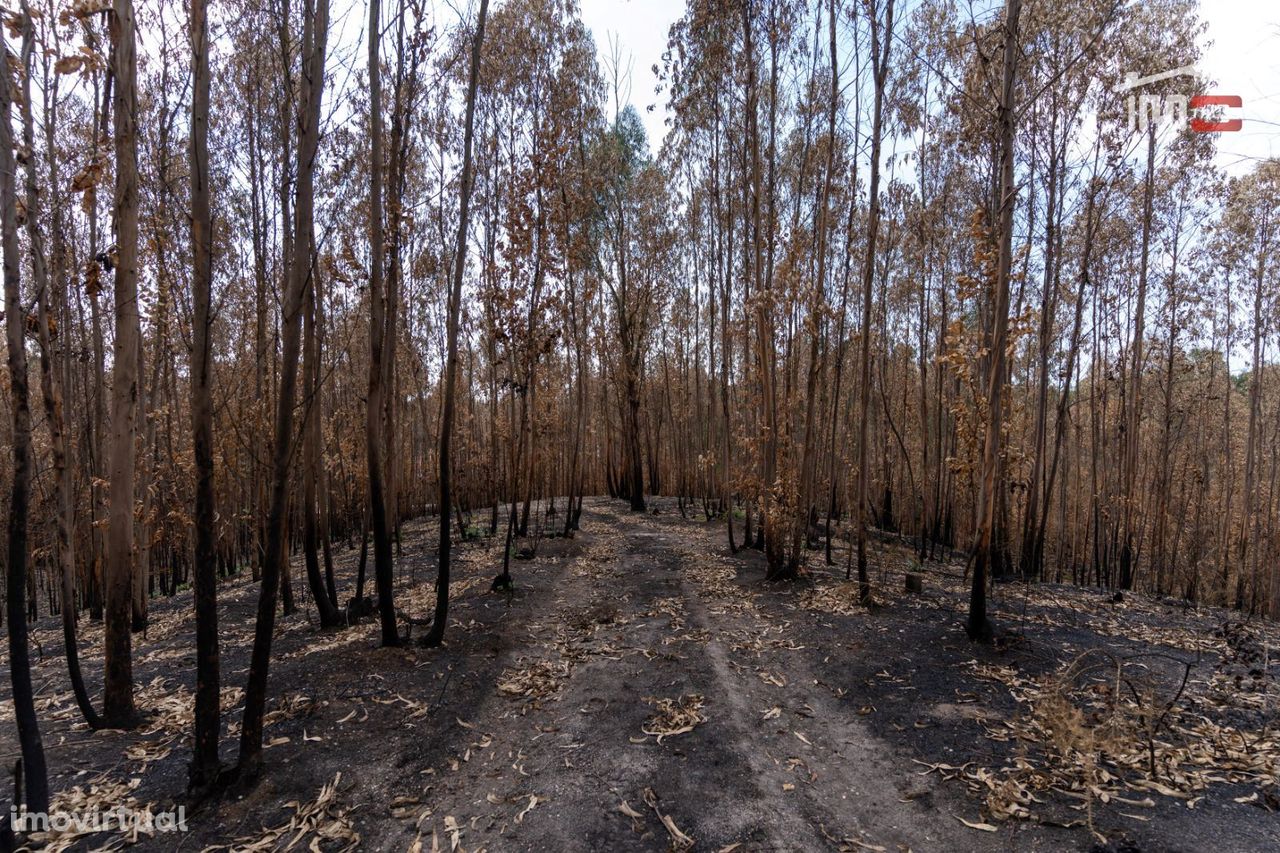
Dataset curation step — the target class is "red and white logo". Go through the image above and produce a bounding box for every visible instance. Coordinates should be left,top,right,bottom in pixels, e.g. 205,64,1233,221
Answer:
1119,65,1242,133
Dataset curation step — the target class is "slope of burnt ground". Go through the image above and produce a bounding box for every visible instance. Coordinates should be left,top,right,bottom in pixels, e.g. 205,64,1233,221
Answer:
2,498,1276,852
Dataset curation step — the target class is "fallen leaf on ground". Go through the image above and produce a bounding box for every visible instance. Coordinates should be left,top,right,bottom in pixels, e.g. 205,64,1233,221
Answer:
443,815,461,851
956,816,998,832
618,800,644,819
643,787,693,851
642,694,707,743
516,794,540,823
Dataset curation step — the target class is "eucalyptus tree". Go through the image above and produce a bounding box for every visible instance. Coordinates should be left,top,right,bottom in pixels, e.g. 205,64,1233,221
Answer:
598,107,661,513
189,0,221,789
2,7,50,813
427,0,489,648
104,0,142,728
1216,160,1280,611
238,0,332,778
967,0,1022,642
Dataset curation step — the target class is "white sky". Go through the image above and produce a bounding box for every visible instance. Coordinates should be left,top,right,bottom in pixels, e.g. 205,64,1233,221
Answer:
578,0,1280,175
578,0,683,147
1200,0,1280,173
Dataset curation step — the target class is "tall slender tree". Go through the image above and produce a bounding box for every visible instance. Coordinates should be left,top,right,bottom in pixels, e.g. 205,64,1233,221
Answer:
367,0,400,645
104,0,141,728
237,0,331,778
426,0,489,649
21,0,103,732
851,0,894,599
188,0,222,790
967,0,1023,642
1,13,50,815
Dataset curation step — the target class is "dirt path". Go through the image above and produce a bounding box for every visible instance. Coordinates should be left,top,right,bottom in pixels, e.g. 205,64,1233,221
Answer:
393,503,1019,852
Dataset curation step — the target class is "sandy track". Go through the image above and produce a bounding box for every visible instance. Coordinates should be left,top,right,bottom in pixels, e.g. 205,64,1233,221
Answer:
405,503,1019,852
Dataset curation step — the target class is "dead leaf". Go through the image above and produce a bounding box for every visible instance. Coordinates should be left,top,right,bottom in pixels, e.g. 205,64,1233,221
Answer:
618,800,644,819
443,815,461,851
642,695,706,743
515,794,540,823
956,816,998,832
842,838,887,852
643,787,693,851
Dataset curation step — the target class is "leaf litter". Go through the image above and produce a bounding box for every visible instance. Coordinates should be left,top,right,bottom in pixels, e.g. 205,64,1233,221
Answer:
641,694,707,742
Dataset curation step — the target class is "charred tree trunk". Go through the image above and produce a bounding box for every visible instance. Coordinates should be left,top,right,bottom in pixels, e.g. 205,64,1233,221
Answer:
967,0,1021,643
1,27,50,812
424,0,488,648
366,0,400,646
189,0,222,788
236,0,330,778
303,273,340,627
851,0,894,602
104,0,141,728
21,5,104,731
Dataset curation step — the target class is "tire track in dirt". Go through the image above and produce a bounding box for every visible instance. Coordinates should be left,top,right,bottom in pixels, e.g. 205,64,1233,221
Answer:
662,518,1001,852
543,519,789,851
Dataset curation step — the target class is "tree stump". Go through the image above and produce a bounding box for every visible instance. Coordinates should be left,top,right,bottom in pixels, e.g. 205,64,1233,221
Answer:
904,572,924,594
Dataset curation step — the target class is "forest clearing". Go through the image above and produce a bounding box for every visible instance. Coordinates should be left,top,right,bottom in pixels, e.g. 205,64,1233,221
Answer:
2,0,1279,848
3,499,1278,851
